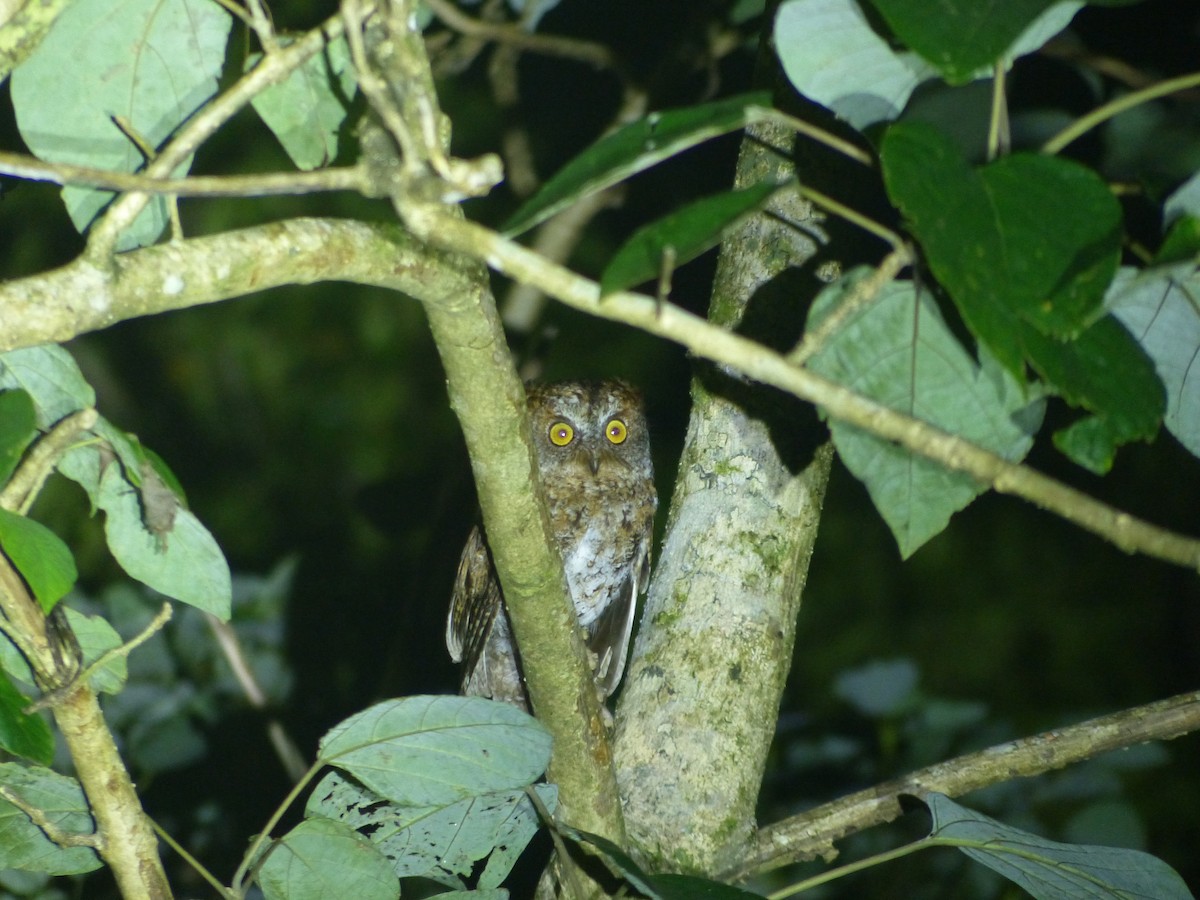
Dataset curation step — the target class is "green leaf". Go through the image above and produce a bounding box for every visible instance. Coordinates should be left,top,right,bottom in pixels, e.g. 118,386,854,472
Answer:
880,123,1122,374
600,180,784,296
806,273,1042,556
0,390,37,486
0,670,52,765
1155,215,1200,265
978,154,1121,337
1022,316,1163,473
257,818,398,900
249,35,357,170
923,792,1193,899
0,509,76,613
1106,264,1200,458
0,607,126,696
308,772,556,887
0,346,94,428
10,0,232,249
0,763,101,875
502,92,772,236
94,462,231,618
317,696,551,808
867,0,1058,84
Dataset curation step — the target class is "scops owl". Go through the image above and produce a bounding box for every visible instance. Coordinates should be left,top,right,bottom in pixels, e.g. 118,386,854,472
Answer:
445,380,657,711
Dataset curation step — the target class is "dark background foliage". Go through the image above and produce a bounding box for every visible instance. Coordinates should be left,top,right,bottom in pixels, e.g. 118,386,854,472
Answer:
1,0,1197,894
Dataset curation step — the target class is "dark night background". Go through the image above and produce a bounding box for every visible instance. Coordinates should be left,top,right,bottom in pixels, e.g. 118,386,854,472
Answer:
0,0,1197,895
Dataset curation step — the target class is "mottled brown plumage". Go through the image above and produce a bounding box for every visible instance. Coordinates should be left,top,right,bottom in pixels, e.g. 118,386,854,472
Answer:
446,380,657,710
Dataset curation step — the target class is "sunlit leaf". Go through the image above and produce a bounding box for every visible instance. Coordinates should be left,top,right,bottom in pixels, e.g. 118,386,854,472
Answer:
503,92,772,236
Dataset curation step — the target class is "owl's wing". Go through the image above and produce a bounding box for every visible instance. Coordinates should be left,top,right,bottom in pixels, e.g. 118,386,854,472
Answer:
587,531,652,698
446,525,502,677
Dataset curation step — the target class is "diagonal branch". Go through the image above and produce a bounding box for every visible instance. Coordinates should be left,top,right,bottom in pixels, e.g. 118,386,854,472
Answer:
412,213,1200,573
728,689,1200,878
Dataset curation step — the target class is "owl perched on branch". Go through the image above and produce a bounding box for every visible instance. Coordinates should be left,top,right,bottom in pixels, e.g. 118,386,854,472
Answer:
446,380,657,711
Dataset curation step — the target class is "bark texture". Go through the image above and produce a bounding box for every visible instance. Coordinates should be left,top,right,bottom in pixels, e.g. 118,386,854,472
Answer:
614,119,834,873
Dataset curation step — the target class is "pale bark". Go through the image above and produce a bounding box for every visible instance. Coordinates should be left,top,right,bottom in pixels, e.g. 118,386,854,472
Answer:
614,120,833,873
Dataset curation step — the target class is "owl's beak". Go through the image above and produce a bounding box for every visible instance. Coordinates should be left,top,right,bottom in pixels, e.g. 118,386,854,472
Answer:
587,450,601,475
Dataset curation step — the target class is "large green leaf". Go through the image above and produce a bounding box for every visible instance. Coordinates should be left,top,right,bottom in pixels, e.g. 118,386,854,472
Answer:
502,92,772,236
0,763,101,875
0,390,36,487
600,180,784,297
924,792,1193,899
309,772,556,888
0,509,76,613
10,0,232,249
257,818,397,900
249,35,357,170
0,671,52,765
806,272,1043,556
318,696,551,808
880,122,1121,372
1107,263,1200,458
867,0,1057,84
94,462,231,618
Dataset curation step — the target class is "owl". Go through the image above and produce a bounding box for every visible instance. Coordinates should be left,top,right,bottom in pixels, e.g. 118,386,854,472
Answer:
445,380,657,711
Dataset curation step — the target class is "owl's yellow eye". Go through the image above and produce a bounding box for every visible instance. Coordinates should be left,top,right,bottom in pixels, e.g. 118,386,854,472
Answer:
605,418,628,445
549,422,574,446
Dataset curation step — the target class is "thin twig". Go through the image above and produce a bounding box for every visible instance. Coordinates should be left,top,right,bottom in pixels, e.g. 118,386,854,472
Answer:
0,150,370,197
149,814,237,899
0,408,98,515
205,612,309,783
25,603,173,714
1042,70,1200,155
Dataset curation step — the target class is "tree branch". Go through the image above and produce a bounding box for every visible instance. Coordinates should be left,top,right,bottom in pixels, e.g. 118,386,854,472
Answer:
730,689,1200,878
350,0,628,854
410,212,1200,573
0,151,370,196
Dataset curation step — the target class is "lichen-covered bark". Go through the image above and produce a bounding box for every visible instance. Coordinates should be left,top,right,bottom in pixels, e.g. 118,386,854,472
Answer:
614,119,833,874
